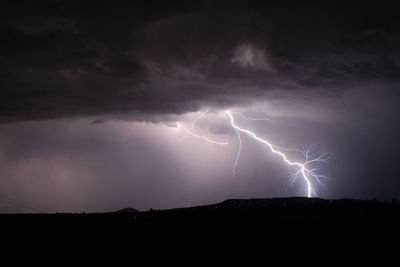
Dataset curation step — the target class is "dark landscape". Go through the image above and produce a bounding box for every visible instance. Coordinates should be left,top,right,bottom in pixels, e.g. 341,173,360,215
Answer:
2,197,399,230
2,2,400,248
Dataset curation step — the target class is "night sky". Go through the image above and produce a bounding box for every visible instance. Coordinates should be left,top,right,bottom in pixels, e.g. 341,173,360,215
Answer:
1,0,400,213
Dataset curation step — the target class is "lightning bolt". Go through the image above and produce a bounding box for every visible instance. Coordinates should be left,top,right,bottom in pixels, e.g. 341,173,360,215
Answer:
177,109,229,145
231,112,272,176
233,129,242,176
179,109,210,142
231,112,273,123
178,108,329,198
177,122,229,145
226,110,329,197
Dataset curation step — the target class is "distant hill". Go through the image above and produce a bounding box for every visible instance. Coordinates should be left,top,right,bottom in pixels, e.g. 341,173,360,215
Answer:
1,197,397,249
0,197,399,233
213,197,370,209
114,207,139,213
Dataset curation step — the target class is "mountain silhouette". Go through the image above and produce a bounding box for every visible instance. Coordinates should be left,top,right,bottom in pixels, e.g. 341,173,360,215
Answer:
0,197,399,236
114,207,139,213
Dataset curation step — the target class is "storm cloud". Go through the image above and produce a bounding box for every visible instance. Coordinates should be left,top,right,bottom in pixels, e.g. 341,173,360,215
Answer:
1,0,400,121
1,1,400,212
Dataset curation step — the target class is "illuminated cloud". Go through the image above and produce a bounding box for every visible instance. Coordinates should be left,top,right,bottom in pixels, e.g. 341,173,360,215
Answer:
231,43,273,72
0,1,400,212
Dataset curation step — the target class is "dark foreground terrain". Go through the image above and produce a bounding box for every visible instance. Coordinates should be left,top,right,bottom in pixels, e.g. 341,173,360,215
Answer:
2,197,398,259
1,197,400,233
2,197,400,255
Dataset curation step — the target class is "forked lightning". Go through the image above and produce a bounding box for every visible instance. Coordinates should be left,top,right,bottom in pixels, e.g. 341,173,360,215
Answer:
179,109,330,197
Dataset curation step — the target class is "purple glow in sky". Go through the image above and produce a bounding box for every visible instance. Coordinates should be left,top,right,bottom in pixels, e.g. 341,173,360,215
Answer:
1,1,400,212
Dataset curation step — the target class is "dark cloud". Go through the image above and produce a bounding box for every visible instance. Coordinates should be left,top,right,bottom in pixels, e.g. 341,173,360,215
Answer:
91,119,104,124
1,0,400,121
1,1,400,212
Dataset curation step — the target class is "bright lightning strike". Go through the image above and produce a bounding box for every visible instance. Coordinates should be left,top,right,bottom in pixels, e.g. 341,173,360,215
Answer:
231,112,274,123
178,108,330,198
177,122,229,145
177,109,229,145
226,110,329,198
179,109,210,142
233,129,242,176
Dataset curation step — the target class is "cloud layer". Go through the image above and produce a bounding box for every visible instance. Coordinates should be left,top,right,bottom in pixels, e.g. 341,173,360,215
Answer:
1,1,400,212
1,1,400,122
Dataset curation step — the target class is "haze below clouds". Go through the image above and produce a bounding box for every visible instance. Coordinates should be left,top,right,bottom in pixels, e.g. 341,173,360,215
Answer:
1,1,400,212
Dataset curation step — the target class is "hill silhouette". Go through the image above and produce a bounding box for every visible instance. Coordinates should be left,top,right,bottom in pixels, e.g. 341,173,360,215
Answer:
1,197,399,236
114,207,139,213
